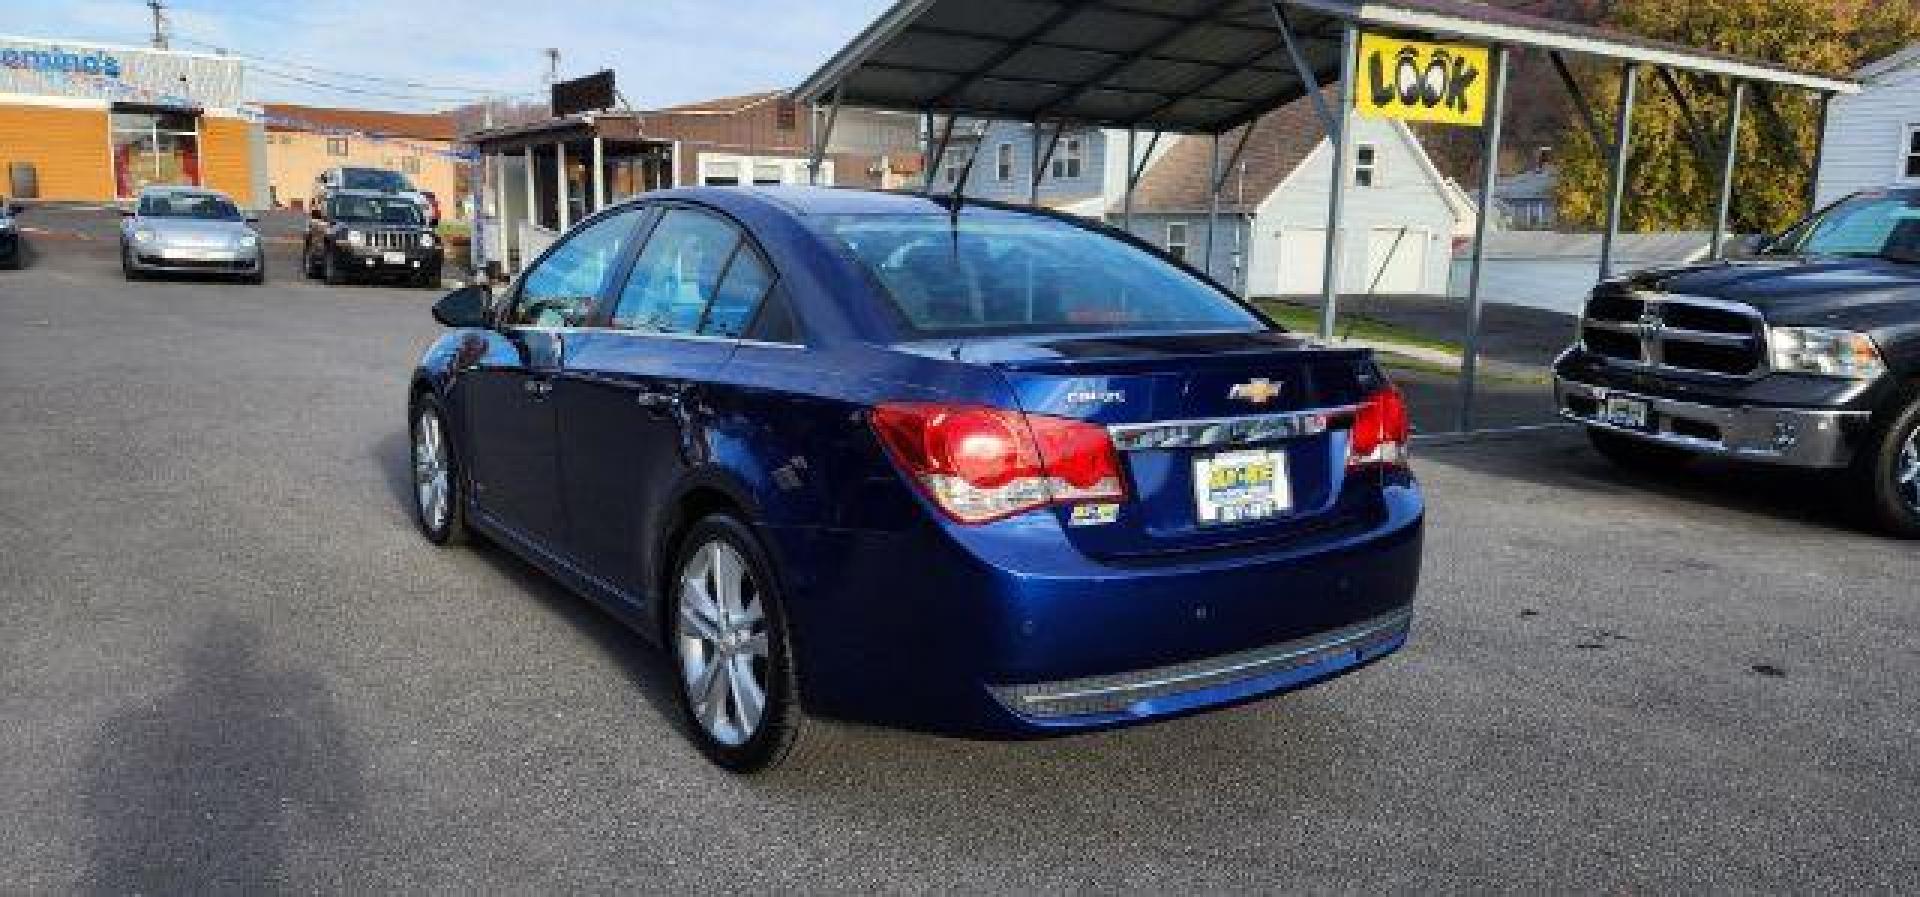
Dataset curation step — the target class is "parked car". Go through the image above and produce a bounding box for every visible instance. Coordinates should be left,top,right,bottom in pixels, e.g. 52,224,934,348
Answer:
119,186,263,284
407,187,1424,772
313,166,437,225
0,198,20,269
303,188,443,287
1555,187,1920,536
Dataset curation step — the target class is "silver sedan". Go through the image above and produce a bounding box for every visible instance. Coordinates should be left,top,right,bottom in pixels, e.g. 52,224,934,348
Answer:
120,186,265,284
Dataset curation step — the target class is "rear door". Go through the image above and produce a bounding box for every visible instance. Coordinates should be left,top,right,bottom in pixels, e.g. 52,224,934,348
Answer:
464,208,646,546
557,205,779,596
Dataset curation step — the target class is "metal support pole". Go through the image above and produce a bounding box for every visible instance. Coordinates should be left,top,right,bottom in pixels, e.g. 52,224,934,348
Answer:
925,115,956,196
921,110,934,189
1459,46,1510,433
1806,91,1832,215
1031,122,1065,206
523,146,537,235
493,152,510,273
1031,121,1043,206
1319,23,1359,340
592,136,606,211
1599,63,1639,281
556,141,570,231
1711,81,1746,260
1123,126,1137,231
1205,134,1221,279
808,84,845,186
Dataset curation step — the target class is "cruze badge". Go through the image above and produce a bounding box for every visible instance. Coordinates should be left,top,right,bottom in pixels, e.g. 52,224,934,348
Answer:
1228,378,1284,404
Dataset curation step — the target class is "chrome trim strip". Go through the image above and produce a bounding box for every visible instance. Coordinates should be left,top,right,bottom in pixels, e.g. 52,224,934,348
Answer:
1107,405,1361,451
995,609,1412,718
1555,376,1866,468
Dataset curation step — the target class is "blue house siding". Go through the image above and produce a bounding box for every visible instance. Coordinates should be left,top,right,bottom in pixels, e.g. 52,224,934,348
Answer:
931,122,1111,207
1120,213,1251,292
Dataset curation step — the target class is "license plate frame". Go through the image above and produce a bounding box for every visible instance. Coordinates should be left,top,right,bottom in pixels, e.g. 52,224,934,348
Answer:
1602,394,1651,430
1192,448,1292,527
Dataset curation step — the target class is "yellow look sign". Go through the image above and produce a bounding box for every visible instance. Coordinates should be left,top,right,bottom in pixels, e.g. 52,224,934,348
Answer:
1354,33,1491,127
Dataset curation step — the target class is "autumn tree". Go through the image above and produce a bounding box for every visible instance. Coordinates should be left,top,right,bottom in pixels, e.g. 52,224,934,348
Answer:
1554,0,1920,234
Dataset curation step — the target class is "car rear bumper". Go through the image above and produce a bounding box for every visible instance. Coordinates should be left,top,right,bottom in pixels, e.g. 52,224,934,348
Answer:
770,480,1423,737
1554,375,1868,468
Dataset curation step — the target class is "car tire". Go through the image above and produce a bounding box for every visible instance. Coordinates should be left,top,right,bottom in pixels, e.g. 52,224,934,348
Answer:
1851,388,1920,539
1587,427,1693,472
667,514,825,773
244,263,266,285
409,396,469,546
121,246,141,281
303,243,322,279
322,250,346,286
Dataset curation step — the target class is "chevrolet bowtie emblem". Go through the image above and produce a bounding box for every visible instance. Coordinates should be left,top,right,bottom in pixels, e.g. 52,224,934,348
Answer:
1228,378,1284,404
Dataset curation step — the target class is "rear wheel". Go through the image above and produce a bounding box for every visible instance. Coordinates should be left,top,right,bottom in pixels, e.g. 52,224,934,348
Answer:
410,397,468,545
669,515,819,773
1587,427,1694,473
1852,391,1920,539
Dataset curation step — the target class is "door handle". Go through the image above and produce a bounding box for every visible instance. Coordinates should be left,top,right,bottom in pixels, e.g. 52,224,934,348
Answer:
634,391,678,409
524,379,554,399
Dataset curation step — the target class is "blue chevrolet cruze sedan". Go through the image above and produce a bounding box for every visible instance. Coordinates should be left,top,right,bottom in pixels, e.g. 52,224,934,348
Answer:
409,187,1423,772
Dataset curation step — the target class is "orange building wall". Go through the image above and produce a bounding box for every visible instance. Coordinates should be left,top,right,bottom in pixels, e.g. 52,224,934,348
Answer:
0,104,114,201
263,131,461,217
198,115,254,203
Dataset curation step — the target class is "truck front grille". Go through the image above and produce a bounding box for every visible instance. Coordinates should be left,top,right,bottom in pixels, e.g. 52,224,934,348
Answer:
367,230,415,251
1580,292,1766,377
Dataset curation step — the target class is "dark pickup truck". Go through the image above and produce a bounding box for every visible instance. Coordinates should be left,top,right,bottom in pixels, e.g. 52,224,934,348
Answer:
1554,187,1920,536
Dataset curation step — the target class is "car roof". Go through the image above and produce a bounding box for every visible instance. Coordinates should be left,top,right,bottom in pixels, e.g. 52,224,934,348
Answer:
637,185,1083,221
137,186,233,202
329,187,416,199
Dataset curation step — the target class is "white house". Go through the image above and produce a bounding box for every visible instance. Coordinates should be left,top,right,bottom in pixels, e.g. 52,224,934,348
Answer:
1815,44,1920,207
927,121,1174,213
1119,94,1469,297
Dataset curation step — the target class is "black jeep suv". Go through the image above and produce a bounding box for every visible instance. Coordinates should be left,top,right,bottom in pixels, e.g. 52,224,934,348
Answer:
303,188,443,287
1555,188,1920,536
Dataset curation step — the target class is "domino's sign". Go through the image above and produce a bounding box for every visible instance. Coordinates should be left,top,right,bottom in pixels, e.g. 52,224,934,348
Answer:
1,45,124,79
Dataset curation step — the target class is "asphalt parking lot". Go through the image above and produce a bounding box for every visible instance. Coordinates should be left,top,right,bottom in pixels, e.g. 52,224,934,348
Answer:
2,224,1917,891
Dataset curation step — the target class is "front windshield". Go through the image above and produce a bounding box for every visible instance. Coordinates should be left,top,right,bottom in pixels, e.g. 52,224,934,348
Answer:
1779,192,1920,262
341,169,412,192
139,193,242,221
332,195,424,225
817,212,1265,336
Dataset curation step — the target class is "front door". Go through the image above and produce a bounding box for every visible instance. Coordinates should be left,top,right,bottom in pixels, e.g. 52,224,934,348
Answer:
558,205,780,598
465,207,648,546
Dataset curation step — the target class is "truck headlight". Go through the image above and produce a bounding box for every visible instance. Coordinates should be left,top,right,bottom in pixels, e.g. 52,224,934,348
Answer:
0,218,14,232
346,229,365,247
419,233,436,249
133,228,156,243
1769,327,1886,379
237,233,259,248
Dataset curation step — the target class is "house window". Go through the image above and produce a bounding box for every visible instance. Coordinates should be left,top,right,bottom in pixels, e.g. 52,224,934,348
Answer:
942,148,969,185
401,155,422,175
1165,221,1189,261
326,137,349,157
703,158,741,186
1905,126,1920,180
1354,143,1379,187
996,142,1013,181
1051,136,1084,179
753,162,785,186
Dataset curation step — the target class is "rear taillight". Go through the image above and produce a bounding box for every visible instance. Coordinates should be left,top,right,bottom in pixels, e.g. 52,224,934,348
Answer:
1346,386,1411,470
871,403,1126,524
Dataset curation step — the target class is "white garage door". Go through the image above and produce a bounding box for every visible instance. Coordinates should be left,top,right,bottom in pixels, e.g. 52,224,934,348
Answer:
1364,226,1429,294
1275,228,1325,295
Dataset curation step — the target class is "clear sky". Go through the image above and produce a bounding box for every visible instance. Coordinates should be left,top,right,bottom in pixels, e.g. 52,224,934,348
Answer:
6,0,894,112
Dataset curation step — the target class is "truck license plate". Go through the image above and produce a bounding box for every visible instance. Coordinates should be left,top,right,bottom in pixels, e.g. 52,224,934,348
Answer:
382,251,408,265
1193,448,1291,526
1603,395,1650,430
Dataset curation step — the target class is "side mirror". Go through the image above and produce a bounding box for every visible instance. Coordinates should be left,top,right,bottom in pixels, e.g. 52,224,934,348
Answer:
120,208,135,218
310,207,325,220
6,202,21,216
432,284,492,328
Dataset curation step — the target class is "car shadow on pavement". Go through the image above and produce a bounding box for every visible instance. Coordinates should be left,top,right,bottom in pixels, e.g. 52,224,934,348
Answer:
1418,429,1871,535
81,615,368,893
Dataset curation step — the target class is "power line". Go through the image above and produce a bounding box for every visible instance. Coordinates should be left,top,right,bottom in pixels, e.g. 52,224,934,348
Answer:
247,65,541,108
172,33,515,97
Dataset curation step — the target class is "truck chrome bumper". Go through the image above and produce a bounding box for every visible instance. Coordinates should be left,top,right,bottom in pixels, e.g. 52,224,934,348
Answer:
1555,377,1867,468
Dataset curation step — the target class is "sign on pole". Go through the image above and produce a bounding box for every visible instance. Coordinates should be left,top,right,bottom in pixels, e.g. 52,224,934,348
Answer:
1354,33,1491,127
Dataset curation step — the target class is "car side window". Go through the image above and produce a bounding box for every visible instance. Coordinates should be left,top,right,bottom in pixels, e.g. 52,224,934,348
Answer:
610,208,742,334
509,209,643,329
701,248,775,338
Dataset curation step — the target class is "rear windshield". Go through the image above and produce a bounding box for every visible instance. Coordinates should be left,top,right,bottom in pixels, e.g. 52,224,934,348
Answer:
341,169,413,192
139,193,241,221
331,195,424,225
1776,191,1920,263
816,212,1265,336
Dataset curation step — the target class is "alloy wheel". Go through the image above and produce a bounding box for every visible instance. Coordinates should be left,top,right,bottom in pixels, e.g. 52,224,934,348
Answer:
675,540,770,747
1897,426,1920,514
412,409,451,532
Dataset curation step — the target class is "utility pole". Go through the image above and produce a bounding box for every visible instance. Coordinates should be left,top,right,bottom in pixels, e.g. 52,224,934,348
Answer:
147,0,169,50
543,48,561,85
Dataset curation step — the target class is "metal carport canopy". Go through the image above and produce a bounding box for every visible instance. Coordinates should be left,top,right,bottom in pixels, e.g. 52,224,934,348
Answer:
792,0,1856,135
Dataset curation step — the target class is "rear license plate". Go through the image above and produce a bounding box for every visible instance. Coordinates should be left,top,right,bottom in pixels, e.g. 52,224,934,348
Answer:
382,251,408,265
1193,448,1291,526
1602,395,1651,430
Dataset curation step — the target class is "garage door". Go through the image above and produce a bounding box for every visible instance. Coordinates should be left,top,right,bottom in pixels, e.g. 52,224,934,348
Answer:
1364,226,1429,294
1275,228,1325,295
